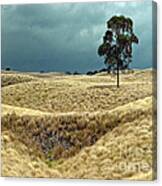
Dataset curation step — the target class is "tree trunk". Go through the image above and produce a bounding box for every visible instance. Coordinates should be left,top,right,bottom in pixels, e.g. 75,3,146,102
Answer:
117,60,120,88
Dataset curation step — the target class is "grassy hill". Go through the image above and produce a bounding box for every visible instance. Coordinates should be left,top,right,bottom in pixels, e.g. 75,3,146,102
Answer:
1,69,156,180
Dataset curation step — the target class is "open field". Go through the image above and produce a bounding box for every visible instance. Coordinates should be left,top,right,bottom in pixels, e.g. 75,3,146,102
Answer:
1,69,156,180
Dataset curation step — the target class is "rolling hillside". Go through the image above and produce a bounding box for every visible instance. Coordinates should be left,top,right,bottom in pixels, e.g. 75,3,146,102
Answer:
1,69,156,180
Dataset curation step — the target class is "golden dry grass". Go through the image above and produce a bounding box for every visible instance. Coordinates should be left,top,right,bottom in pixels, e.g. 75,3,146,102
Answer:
1,72,39,87
1,69,156,180
1,131,61,178
56,97,154,180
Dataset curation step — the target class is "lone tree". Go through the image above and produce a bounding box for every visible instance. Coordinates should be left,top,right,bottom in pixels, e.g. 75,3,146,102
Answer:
98,15,139,87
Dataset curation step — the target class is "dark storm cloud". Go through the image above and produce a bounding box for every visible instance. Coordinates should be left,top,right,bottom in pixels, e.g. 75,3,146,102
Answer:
1,0,153,72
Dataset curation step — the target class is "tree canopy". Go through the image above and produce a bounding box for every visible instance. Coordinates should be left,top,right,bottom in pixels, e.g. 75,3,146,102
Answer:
98,15,139,73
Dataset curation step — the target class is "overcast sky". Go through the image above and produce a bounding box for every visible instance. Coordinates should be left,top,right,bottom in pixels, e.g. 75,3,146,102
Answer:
1,0,153,73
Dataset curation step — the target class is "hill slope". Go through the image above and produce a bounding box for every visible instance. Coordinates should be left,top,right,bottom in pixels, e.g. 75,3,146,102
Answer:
1,69,156,180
